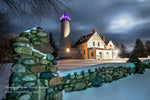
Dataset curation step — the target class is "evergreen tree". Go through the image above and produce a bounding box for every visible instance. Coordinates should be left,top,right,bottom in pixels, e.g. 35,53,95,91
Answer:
120,43,126,58
146,41,150,56
49,33,58,58
115,42,120,50
132,39,146,57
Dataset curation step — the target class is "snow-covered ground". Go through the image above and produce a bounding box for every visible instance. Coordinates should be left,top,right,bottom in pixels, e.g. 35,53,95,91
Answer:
63,69,150,100
0,59,149,100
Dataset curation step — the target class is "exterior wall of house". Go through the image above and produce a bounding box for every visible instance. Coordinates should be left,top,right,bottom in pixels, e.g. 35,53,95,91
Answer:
96,50,103,60
76,43,88,59
70,48,78,59
103,50,113,59
87,32,105,48
88,49,96,59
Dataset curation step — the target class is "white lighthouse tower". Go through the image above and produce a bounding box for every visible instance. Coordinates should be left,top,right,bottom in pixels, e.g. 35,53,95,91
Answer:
59,14,71,58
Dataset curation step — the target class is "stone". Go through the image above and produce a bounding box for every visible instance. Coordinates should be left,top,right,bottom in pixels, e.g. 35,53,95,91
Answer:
20,32,29,37
75,83,86,90
23,59,35,65
30,29,37,34
37,27,44,32
66,79,70,84
12,82,22,87
24,82,35,87
76,75,83,79
119,71,123,78
71,79,76,83
11,74,19,82
87,82,92,87
52,59,57,65
33,52,43,58
34,44,54,53
47,53,54,60
40,59,49,64
15,37,29,42
48,88,54,93
40,73,52,79
19,94,30,100
113,72,118,76
13,42,27,47
92,77,102,86
33,40,43,46
40,38,49,43
49,76,62,86
44,79,49,86
29,65,45,73
12,64,25,73
15,47,32,55
65,87,72,92
106,74,112,82
101,75,106,79
20,55,32,59
37,31,47,37
22,74,37,81
50,66,58,73
53,91,63,100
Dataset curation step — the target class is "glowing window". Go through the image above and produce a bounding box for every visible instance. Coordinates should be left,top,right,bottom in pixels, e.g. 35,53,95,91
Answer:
66,48,70,52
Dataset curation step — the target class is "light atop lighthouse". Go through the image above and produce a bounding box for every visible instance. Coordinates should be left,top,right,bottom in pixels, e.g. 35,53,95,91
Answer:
60,14,71,21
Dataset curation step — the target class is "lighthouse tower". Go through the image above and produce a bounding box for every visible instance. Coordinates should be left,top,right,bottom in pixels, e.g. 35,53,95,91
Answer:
59,14,71,58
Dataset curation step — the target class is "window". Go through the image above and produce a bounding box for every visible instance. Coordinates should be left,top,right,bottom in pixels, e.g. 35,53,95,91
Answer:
83,50,85,55
79,49,81,54
93,42,95,46
91,52,94,56
98,42,100,46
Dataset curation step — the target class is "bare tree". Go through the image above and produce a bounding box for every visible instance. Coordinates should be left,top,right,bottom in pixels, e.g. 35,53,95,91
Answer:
0,13,9,34
0,0,70,21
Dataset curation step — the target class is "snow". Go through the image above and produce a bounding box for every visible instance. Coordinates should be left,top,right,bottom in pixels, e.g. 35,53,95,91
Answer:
62,69,150,100
27,44,47,59
58,63,135,77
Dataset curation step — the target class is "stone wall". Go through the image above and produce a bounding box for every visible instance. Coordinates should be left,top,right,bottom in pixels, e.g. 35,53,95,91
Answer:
5,27,150,100
61,66,136,92
6,27,63,100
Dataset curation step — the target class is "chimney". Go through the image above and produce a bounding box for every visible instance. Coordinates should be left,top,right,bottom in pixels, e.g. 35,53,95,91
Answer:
102,36,105,42
92,29,97,33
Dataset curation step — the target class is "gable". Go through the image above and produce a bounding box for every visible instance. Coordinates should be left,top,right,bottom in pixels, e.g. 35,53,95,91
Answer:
87,32,105,48
105,40,115,49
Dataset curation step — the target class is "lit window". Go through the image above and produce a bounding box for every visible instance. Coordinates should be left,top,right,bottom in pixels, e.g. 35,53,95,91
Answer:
66,48,70,52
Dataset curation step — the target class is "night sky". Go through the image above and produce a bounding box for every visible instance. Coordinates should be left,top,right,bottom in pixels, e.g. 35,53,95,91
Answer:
9,0,150,52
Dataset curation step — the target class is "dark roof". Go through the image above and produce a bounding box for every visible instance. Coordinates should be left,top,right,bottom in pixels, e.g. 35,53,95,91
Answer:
74,33,94,45
88,47,107,50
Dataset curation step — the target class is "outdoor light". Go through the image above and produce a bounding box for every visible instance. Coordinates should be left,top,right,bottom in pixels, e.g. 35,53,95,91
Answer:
60,14,71,21
66,48,70,52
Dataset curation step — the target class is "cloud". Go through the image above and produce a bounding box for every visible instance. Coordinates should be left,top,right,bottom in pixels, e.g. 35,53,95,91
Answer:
8,0,150,52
